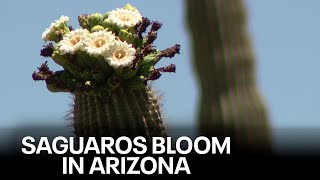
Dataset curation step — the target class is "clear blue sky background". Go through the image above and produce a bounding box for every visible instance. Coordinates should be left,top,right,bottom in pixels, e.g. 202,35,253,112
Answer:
1,0,320,153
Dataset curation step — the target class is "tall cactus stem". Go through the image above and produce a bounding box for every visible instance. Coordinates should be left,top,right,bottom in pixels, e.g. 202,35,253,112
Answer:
186,0,272,152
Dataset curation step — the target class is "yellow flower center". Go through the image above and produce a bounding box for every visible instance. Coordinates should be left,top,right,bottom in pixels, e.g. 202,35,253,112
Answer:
92,38,107,48
69,35,81,46
119,14,132,22
112,49,127,62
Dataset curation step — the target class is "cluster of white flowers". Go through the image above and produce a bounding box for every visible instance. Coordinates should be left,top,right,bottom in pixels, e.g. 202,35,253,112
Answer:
42,7,142,69
58,28,136,68
36,4,180,92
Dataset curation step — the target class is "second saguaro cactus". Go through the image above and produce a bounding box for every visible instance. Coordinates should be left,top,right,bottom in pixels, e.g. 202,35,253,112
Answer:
186,0,272,152
33,4,180,141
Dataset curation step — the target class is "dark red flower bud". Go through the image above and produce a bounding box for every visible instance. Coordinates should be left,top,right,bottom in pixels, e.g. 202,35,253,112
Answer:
144,70,162,84
142,44,155,56
135,17,151,38
157,44,181,61
151,21,162,32
131,52,144,70
40,43,54,57
145,31,157,45
156,64,176,73
32,61,54,81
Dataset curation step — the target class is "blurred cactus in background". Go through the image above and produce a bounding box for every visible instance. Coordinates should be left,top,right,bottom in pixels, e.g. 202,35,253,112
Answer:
186,0,272,152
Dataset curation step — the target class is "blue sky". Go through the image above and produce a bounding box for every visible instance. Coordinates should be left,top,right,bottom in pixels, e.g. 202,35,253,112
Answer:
247,0,320,129
1,0,320,152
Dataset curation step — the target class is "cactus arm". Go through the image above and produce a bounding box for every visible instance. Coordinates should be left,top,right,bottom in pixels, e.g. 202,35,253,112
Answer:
186,0,272,152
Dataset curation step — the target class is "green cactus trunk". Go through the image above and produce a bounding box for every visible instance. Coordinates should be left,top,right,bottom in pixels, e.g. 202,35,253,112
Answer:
72,85,166,140
186,0,272,152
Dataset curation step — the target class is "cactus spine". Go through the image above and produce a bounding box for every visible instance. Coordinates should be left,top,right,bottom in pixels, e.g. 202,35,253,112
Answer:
186,0,272,152
72,86,166,139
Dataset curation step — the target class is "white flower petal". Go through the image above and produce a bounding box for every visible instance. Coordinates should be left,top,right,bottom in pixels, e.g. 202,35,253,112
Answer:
41,15,70,41
104,40,136,68
59,28,90,55
55,15,69,25
84,30,116,56
41,28,51,41
107,8,142,28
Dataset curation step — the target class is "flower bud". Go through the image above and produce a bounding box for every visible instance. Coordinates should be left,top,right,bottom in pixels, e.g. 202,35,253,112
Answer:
102,19,119,33
52,48,79,78
118,29,135,44
139,66,155,77
144,70,162,84
91,25,105,32
123,4,138,11
103,12,110,19
78,14,89,29
102,19,113,28
140,52,160,68
88,13,104,28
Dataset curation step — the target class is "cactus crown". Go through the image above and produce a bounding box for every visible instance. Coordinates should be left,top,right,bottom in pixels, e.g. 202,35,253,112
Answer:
33,4,180,96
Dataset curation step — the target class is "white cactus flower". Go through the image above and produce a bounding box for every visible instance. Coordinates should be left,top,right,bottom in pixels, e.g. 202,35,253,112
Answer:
107,8,142,28
85,30,116,56
59,28,90,55
104,40,136,68
41,15,70,41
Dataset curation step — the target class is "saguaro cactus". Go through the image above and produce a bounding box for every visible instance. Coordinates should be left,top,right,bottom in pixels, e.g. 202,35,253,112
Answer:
72,86,165,138
186,0,271,152
33,4,180,141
